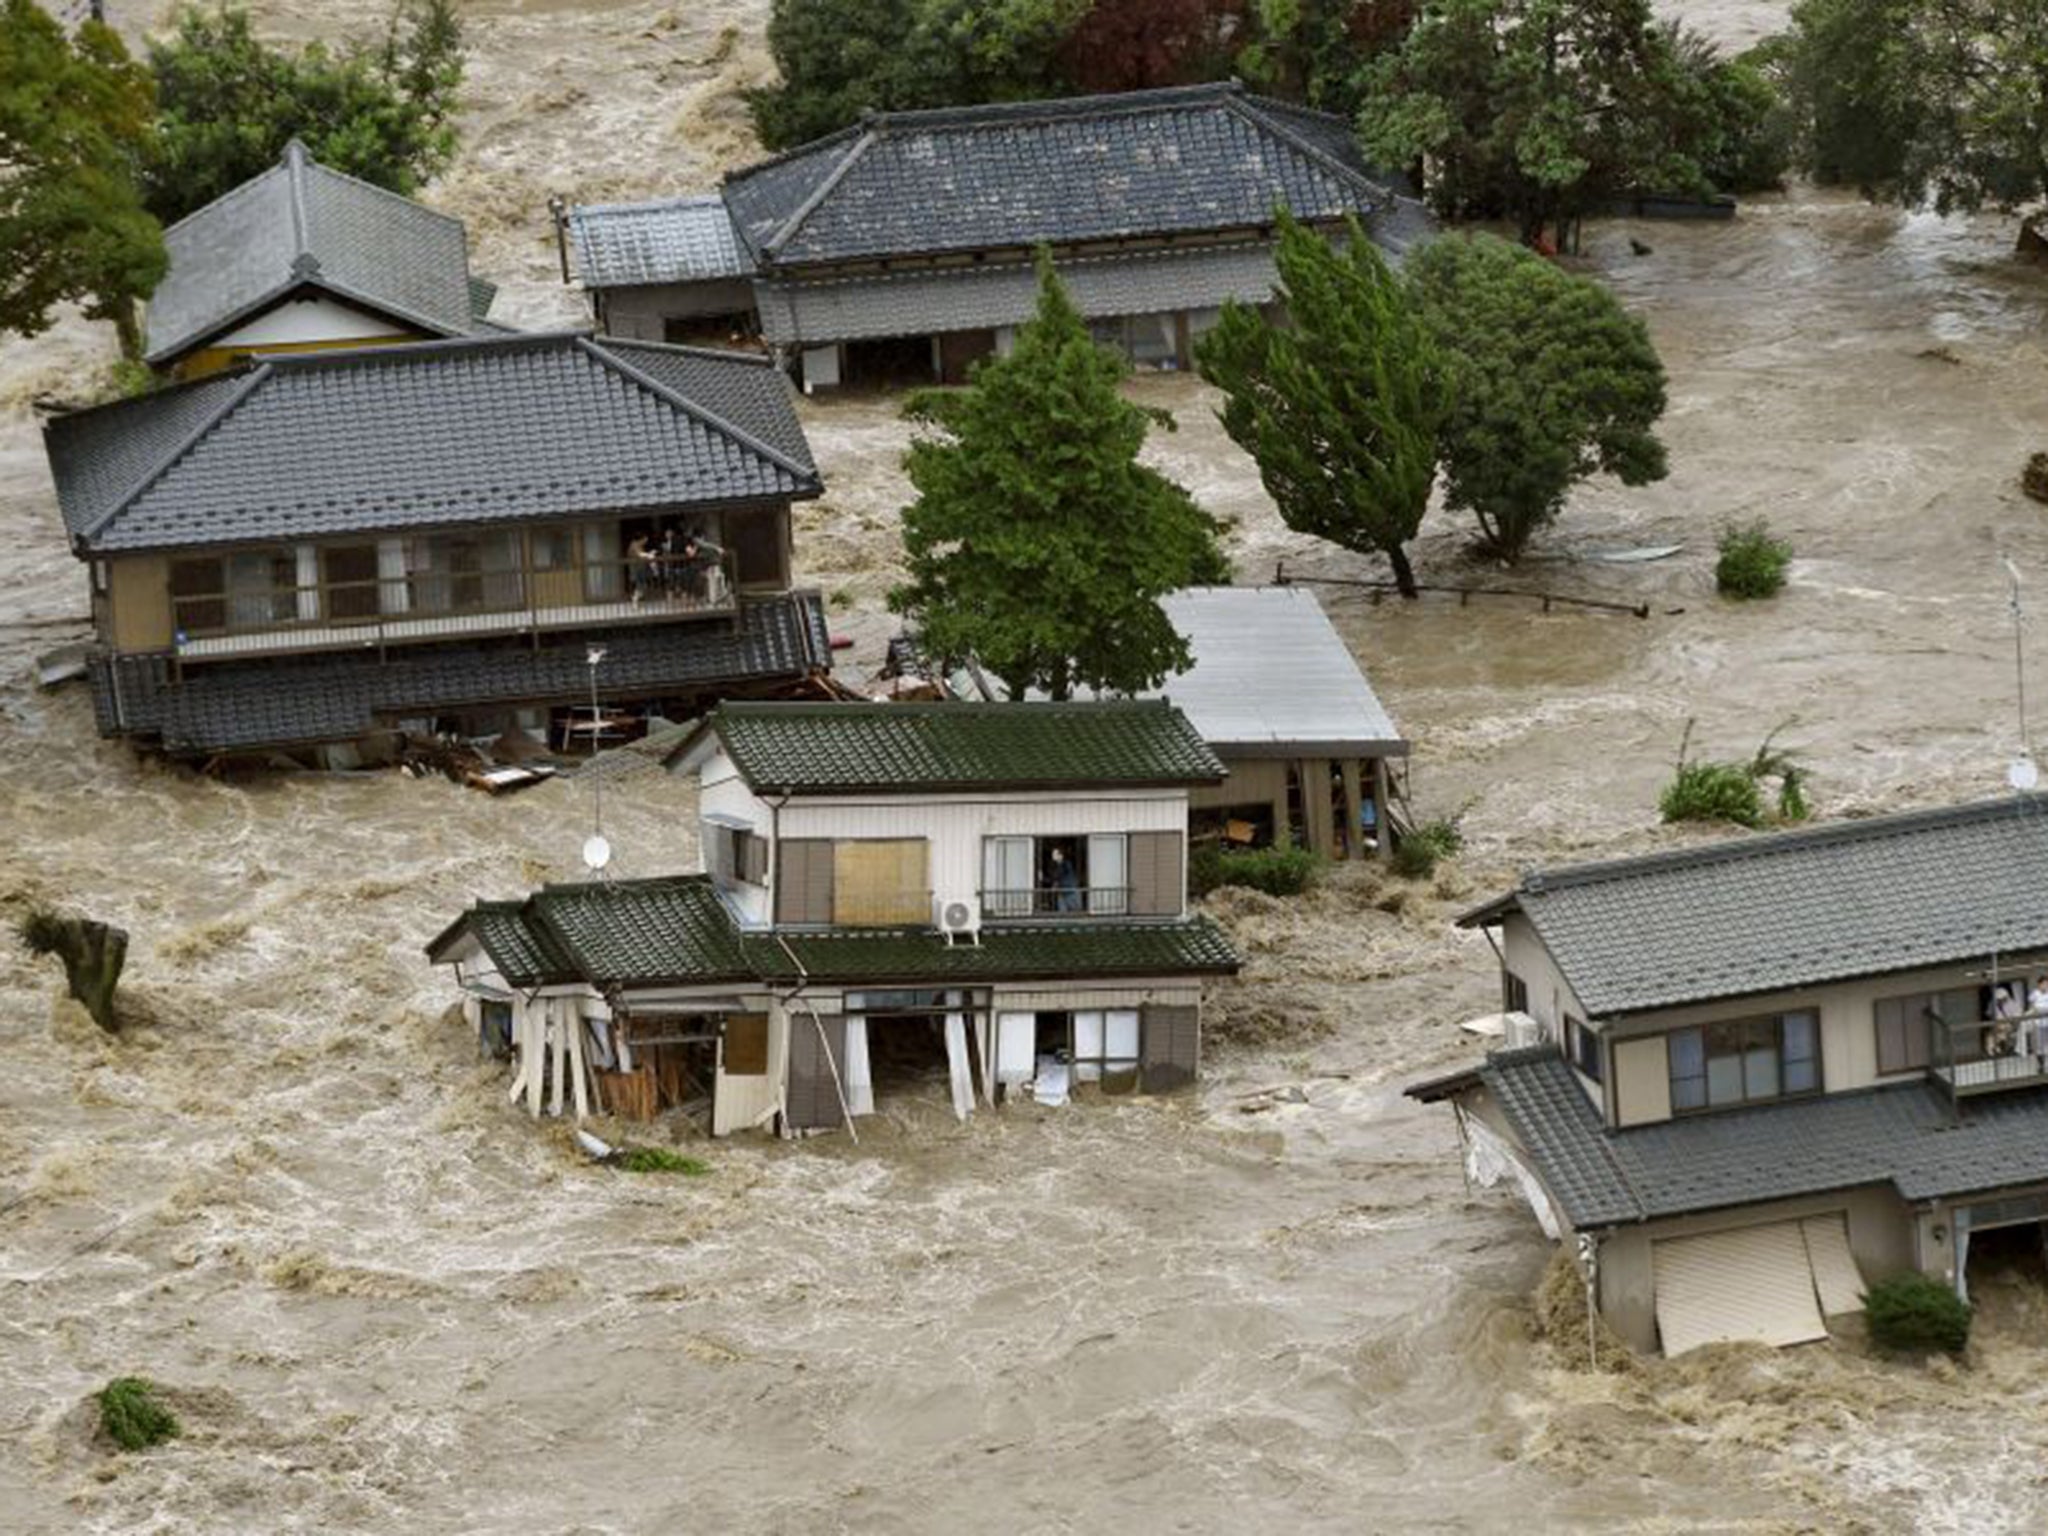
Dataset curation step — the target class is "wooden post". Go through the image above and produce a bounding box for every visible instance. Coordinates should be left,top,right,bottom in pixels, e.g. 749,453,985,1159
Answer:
1371,757,1393,865
1338,759,1365,862
567,1009,591,1121
549,1003,568,1117
1173,311,1193,371
525,1001,545,1117
1301,757,1336,858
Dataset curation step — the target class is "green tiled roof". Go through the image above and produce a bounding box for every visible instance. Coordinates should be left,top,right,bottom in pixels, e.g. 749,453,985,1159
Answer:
687,700,1226,794
429,876,1239,989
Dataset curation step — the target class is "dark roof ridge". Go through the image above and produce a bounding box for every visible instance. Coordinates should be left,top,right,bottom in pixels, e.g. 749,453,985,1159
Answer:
1226,92,1388,204
258,327,595,369
714,698,1185,718
761,128,881,257
536,872,714,899
572,191,726,215
1513,794,2048,900
721,120,868,187
855,80,1245,135
595,336,778,369
77,363,275,545
577,336,817,485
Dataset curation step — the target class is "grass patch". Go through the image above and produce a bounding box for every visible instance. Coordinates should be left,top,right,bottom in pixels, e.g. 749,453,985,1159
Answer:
616,1146,710,1176
1660,722,1809,829
1864,1272,1971,1355
1189,839,1319,897
1390,816,1465,881
1716,518,1793,599
97,1377,179,1452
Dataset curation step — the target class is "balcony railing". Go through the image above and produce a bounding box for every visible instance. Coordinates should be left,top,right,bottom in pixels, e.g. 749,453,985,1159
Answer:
168,552,736,663
980,885,1133,920
1929,1007,2048,1100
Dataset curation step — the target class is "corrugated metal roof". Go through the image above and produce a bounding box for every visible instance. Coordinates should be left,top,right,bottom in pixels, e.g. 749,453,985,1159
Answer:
567,194,756,288
145,140,482,364
1143,587,1405,756
46,332,820,554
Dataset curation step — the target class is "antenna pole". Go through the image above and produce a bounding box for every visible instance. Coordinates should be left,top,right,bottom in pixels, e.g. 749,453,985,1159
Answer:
2009,559,2030,764
586,646,608,878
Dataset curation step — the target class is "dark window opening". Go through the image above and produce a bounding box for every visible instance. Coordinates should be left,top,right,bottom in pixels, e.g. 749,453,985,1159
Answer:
169,555,227,636
1669,1011,1819,1112
323,543,381,621
1505,972,1530,1015
842,335,936,389
1565,1017,1602,1083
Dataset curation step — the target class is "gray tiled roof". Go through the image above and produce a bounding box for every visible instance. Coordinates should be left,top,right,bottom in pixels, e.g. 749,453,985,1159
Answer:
679,700,1226,794
754,917,1240,984
90,594,830,754
1462,795,2048,1017
1447,1046,2048,1229
46,333,821,554
145,140,481,364
567,195,756,287
755,241,1283,345
722,82,1401,268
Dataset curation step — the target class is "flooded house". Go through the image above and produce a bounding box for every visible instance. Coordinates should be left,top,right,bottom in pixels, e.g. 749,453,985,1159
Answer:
562,81,1432,389
1408,795,2048,1356
427,700,1241,1136
43,331,829,757
144,139,503,380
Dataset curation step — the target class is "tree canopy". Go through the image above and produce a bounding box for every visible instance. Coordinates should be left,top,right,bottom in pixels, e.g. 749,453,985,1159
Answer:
143,0,464,225
0,0,165,358
1781,0,2048,225
1408,233,1668,561
1197,210,1442,596
889,254,1229,700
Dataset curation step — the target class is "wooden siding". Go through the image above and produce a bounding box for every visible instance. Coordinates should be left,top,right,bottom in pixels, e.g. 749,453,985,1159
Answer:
776,838,835,925
723,1013,770,1075
107,555,172,652
1141,1002,1200,1091
1127,830,1185,917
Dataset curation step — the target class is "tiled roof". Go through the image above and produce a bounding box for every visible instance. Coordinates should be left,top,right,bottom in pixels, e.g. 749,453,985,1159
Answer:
754,241,1283,345
568,194,756,287
45,333,821,554
722,82,1403,268
1461,795,2048,1017
145,140,482,364
678,700,1226,794
1436,1046,2048,1229
90,595,830,754
429,874,1239,988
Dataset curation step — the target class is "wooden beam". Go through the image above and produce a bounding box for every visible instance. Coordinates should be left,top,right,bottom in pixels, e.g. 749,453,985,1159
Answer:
1371,757,1393,865
1339,758,1365,862
1301,757,1336,858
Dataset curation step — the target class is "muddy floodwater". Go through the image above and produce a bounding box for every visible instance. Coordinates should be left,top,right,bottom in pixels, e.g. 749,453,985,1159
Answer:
6,1,2048,1531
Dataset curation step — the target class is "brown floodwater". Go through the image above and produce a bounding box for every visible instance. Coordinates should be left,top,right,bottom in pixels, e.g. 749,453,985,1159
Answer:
5,1,2048,1530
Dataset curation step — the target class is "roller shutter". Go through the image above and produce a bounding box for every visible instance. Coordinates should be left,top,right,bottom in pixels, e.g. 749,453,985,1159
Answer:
1140,1003,1199,1092
1801,1214,1868,1317
785,1012,846,1131
1652,1221,1829,1357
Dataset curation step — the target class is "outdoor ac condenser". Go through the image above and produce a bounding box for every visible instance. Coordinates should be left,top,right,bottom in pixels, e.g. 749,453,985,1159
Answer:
935,894,982,946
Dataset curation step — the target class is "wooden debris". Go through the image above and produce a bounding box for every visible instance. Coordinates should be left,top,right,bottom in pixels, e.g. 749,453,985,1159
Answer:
2023,452,2048,506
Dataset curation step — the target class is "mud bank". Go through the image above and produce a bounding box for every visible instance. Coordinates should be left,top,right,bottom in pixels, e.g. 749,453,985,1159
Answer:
6,0,2048,1530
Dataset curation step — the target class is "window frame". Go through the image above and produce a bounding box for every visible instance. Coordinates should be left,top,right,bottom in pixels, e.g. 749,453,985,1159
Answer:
1564,1016,1603,1084
1667,1010,1823,1115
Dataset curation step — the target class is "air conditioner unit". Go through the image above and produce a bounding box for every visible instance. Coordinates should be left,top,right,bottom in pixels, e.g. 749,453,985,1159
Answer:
1503,1010,1545,1050
935,894,981,946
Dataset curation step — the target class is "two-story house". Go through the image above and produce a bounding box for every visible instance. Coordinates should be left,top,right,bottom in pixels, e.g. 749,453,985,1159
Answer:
426,701,1242,1138
1409,795,2048,1356
44,330,829,757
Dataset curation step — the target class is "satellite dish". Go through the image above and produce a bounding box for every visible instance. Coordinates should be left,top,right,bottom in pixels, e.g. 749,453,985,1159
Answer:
2011,756,2039,792
582,834,613,872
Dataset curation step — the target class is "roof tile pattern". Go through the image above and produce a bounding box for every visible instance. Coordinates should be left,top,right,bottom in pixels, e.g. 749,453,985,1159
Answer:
46,334,820,553
723,83,1392,267
701,701,1226,793
568,194,756,287
1474,796,2048,1016
755,918,1240,983
1469,1046,2048,1229
146,141,479,363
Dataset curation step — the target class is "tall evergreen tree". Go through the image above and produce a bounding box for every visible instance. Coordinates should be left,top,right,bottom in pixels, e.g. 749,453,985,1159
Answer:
0,0,165,359
889,254,1229,700
1198,211,1442,597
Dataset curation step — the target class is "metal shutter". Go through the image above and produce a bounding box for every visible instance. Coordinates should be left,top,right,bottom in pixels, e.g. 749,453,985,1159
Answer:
1128,831,1184,917
784,1012,845,1131
1140,1003,1200,1091
776,839,834,925
1801,1214,1868,1317
1652,1221,1829,1356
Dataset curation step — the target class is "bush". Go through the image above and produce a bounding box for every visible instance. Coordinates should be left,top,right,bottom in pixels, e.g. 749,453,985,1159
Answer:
1716,518,1793,599
1189,839,1318,898
1391,817,1465,881
1864,1272,1971,1355
1659,760,1765,828
97,1377,179,1451
616,1146,709,1176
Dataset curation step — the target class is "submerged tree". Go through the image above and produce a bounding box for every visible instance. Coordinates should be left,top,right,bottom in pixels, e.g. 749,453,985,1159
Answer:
1408,233,1668,561
0,0,166,359
889,253,1229,699
143,0,465,224
19,905,129,1033
1198,210,1443,597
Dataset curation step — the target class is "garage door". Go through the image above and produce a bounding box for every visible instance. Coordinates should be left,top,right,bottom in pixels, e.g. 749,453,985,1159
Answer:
1653,1220,1831,1356
1800,1214,1868,1318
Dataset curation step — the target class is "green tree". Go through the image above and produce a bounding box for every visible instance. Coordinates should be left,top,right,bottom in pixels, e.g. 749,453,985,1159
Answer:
1197,210,1441,597
1408,233,1667,560
0,0,165,359
1783,0,2048,234
143,1,464,225
1664,25,1794,194
889,253,1229,699
1360,0,1706,247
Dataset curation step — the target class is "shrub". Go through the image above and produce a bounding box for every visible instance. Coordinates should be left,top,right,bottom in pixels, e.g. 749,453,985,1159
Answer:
1716,518,1793,599
1390,816,1465,881
1864,1272,1971,1355
1659,760,1765,828
616,1146,709,1176
97,1377,179,1451
1189,839,1318,898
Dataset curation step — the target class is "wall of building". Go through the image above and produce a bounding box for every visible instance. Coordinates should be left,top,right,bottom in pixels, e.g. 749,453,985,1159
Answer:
214,294,413,348
598,280,759,341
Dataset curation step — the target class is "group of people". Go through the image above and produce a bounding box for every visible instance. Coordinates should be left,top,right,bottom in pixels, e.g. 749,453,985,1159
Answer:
1983,979,2048,1057
625,525,723,604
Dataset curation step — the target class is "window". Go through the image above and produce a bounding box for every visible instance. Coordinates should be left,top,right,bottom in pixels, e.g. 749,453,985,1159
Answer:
832,839,929,925
1505,972,1530,1015
1565,1017,1602,1083
979,832,1131,917
1072,1009,1141,1084
169,556,227,636
322,543,382,620
530,526,575,571
706,822,768,886
722,1014,768,1076
1876,986,1985,1074
724,508,786,590
1668,1012,1820,1112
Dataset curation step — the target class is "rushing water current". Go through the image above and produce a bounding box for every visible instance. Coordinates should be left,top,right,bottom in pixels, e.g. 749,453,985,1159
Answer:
5,2,2048,1530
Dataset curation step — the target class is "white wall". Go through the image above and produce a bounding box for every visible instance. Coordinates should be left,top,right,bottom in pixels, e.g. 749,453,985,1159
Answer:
213,293,411,347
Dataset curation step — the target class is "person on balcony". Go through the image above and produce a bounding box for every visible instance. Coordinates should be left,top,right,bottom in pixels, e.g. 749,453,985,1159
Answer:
627,533,658,603
1049,847,1083,914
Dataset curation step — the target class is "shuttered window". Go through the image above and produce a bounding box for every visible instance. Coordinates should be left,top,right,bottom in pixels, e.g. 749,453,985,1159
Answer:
1127,831,1184,917
704,822,768,886
832,839,930,926
777,838,835,924
722,1014,769,1076
1875,986,1981,1074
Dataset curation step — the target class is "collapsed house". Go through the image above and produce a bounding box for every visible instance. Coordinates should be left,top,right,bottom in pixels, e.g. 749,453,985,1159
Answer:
1409,794,2048,1356
427,700,1242,1136
563,81,1431,389
43,331,831,758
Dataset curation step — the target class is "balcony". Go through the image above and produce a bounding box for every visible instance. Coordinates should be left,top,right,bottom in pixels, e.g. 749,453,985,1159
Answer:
169,551,737,664
1929,1008,2048,1100
980,886,1134,920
